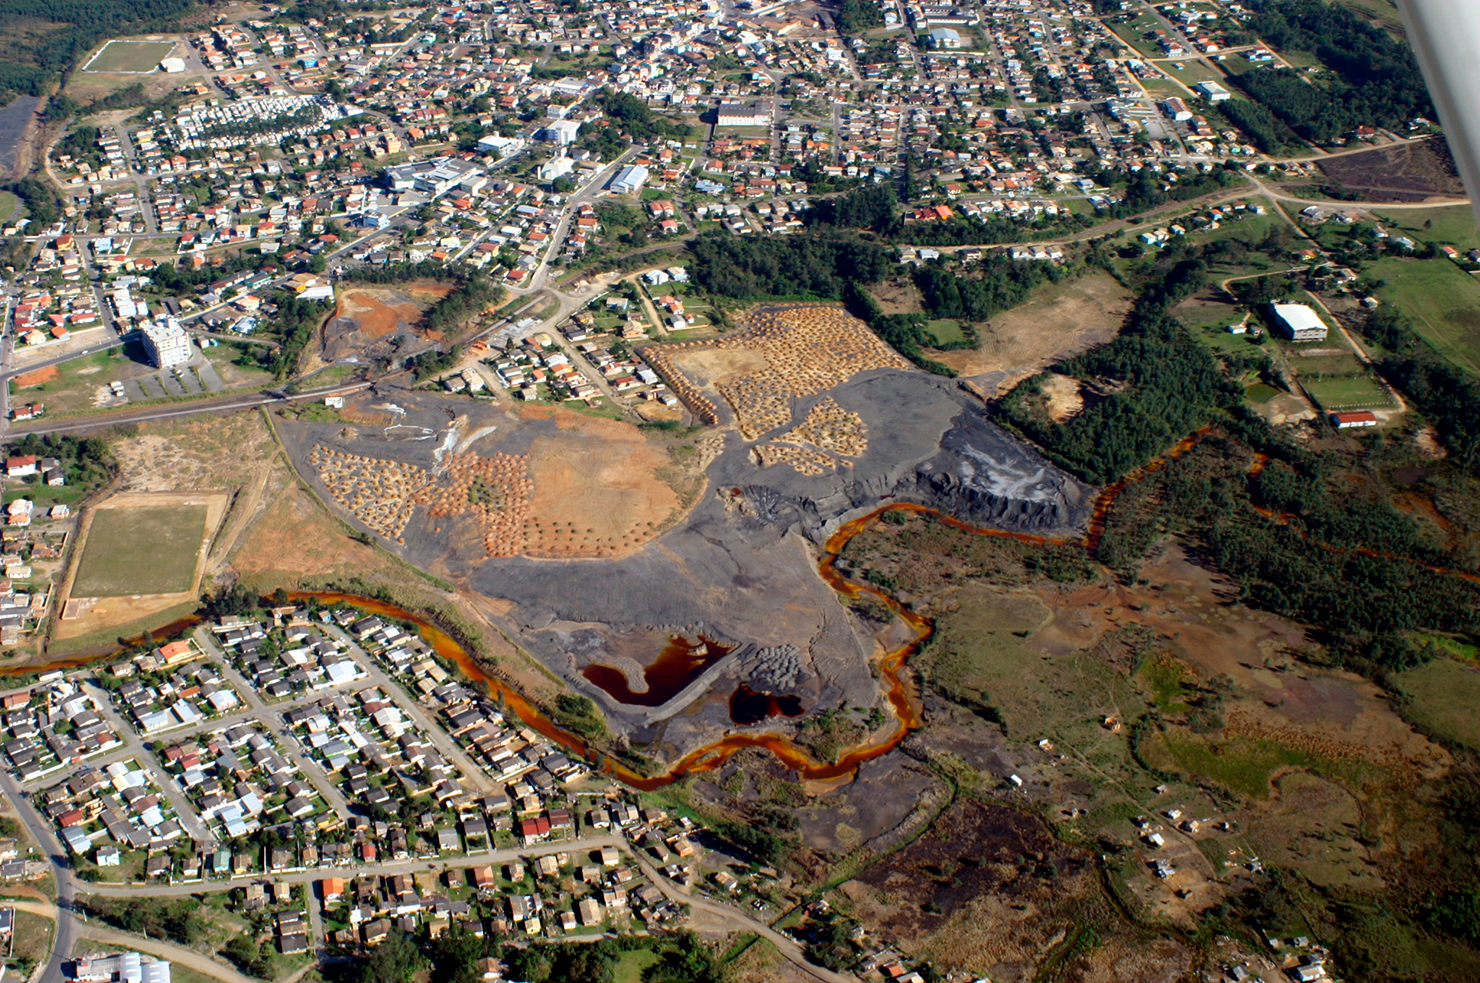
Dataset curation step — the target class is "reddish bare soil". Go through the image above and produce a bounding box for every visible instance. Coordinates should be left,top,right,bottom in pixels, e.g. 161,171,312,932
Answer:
13,365,58,386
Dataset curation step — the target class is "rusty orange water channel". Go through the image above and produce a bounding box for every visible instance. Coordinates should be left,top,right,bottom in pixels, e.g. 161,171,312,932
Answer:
0,433,1212,789
11,427,1475,788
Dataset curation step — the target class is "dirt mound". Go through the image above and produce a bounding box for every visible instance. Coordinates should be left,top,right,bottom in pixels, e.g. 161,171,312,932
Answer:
318,283,449,363
1317,137,1465,202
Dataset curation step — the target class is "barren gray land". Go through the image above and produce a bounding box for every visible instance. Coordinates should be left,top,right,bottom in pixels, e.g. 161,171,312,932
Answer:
276,353,1094,761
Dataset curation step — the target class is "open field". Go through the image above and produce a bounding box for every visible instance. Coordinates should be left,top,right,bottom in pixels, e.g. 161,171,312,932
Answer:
932,274,1133,393
1301,375,1393,411
0,190,18,224
56,488,228,644
1328,0,1405,34
1155,58,1225,89
1393,657,1480,750
829,506,1464,976
922,318,968,346
1371,204,1480,249
10,909,54,971
1366,255,1480,374
72,502,208,596
9,347,156,416
82,39,178,73
1316,138,1464,202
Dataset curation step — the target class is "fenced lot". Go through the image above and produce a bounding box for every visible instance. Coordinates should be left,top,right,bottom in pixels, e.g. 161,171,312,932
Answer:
83,40,177,73
72,503,208,596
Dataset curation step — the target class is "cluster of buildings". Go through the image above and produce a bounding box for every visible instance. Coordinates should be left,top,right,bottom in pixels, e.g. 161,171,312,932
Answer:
70,952,173,983
0,676,122,782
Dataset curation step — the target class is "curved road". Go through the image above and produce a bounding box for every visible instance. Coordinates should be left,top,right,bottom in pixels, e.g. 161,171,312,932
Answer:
0,771,79,983
5,900,257,983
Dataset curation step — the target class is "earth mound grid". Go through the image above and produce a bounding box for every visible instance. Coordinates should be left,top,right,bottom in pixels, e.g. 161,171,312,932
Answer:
275,303,1097,768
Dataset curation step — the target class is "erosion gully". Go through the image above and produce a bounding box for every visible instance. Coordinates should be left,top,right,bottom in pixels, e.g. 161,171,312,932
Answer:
14,427,1467,790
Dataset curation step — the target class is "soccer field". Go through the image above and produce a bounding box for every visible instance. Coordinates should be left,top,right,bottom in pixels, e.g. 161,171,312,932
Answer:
72,504,208,596
83,40,177,74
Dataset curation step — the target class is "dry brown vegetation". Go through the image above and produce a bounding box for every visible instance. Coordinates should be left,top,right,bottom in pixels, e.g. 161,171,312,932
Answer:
933,275,1132,394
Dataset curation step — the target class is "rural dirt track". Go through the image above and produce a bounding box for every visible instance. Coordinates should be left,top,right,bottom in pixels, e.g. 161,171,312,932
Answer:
4,900,252,983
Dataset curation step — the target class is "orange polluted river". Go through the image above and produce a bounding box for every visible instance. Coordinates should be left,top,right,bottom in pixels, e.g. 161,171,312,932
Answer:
1,431,1219,790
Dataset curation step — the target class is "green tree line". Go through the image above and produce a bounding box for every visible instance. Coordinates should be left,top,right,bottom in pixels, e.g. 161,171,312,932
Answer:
999,256,1234,484
1234,0,1433,144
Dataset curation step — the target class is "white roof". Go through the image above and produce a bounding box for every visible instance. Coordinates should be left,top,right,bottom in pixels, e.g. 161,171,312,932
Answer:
1273,303,1326,334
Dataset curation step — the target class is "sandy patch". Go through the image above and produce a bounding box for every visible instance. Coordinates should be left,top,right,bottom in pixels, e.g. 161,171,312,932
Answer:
230,479,403,584
521,408,680,558
668,347,770,388
1040,373,1084,422
933,274,1133,393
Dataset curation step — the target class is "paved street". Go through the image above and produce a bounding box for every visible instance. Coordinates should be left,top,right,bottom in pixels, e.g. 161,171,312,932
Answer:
82,833,627,898
0,769,80,983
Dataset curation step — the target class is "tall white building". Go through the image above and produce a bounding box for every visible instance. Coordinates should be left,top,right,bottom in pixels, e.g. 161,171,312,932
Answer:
540,119,582,146
141,317,193,368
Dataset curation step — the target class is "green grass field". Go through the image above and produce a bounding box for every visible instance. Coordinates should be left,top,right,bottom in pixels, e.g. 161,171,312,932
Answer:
0,191,19,225
1156,58,1225,88
612,948,661,983
1394,657,1480,750
73,504,207,596
1371,205,1479,250
1104,15,1164,58
1245,382,1282,403
84,40,177,73
1301,375,1392,410
922,318,968,346
1366,255,1480,374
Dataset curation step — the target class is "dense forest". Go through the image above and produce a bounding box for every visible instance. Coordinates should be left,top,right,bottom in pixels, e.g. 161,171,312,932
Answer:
913,256,1060,322
688,231,895,299
264,292,332,380
577,89,695,159
338,926,725,983
1215,98,1303,155
836,0,883,34
999,255,1236,484
1234,0,1433,143
804,183,897,234
0,0,198,98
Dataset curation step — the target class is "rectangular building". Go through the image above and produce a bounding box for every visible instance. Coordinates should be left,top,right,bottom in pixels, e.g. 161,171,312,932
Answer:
140,318,193,368
1272,302,1328,342
715,103,772,127
609,165,650,195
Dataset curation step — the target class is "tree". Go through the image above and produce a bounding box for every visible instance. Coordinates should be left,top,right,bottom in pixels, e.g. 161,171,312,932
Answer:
355,928,425,983
426,924,488,983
